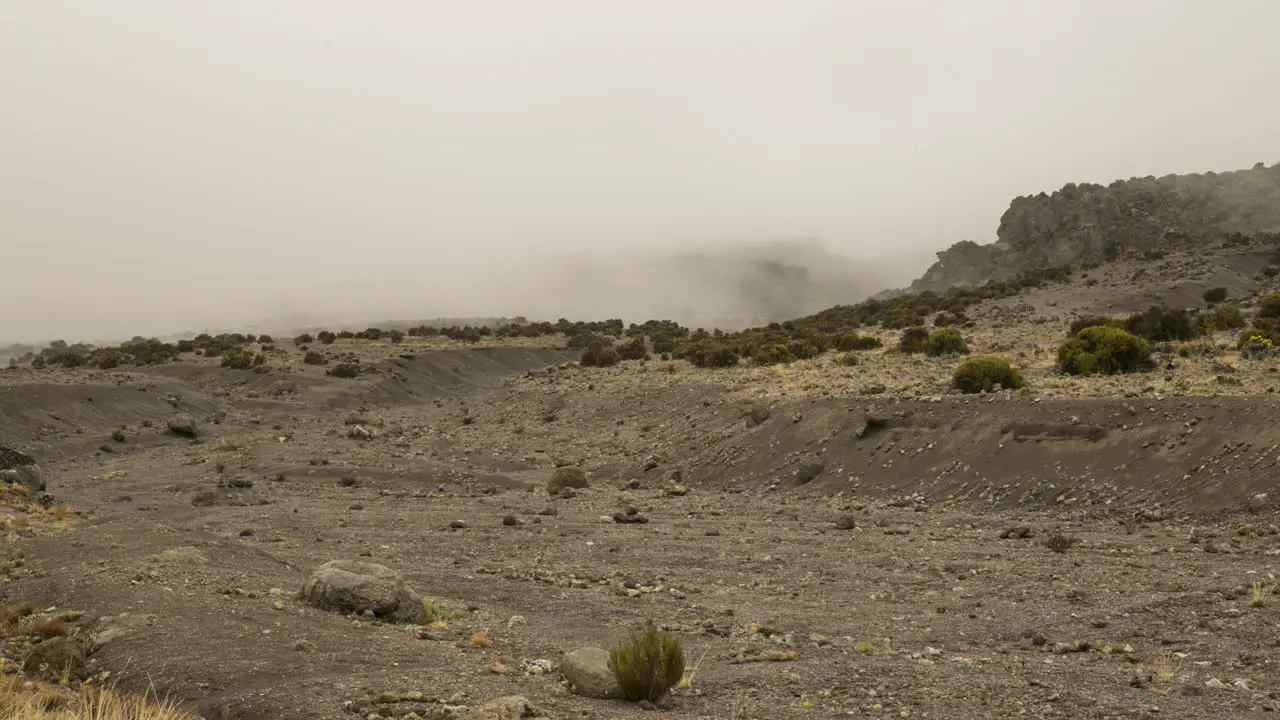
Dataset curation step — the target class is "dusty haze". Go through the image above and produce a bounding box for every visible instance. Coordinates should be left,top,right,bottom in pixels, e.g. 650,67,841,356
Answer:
3,1,1279,344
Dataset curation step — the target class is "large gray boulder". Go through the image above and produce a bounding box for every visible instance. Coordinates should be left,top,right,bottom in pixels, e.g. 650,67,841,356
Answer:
299,559,424,623
546,467,589,493
166,413,199,438
561,646,623,699
0,446,45,492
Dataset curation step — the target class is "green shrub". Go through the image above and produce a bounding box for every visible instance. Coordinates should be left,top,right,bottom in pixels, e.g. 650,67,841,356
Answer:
1057,326,1151,375
1202,287,1228,303
1201,304,1245,331
1124,306,1200,342
1260,294,1280,319
952,356,1025,394
608,621,685,703
293,334,314,346
1067,315,1124,337
316,331,336,344
617,337,649,361
221,351,255,370
835,332,882,351
924,327,969,356
683,341,739,368
897,326,930,354
837,352,860,366
580,343,619,367
303,350,327,365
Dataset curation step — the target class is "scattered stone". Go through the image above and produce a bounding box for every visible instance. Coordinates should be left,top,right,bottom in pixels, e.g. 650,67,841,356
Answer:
834,515,858,530
458,695,538,720
560,647,623,699
1000,526,1034,539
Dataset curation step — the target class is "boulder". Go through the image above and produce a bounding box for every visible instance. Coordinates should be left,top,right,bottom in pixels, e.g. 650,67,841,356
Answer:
299,559,424,623
0,446,45,492
560,646,623,699
546,467,588,493
166,413,199,438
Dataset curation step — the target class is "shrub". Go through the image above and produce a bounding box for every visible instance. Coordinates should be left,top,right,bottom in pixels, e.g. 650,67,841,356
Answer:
1201,304,1245,331
257,334,274,344
1239,334,1276,359
388,329,405,343
608,621,685,703
1260,294,1280,320
952,356,1025,394
932,311,968,327
303,350,327,365
1057,326,1151,375
924,327,969,356
580,343,619,367
1067,315,1124,337
617,337,649,361
293,334,314,346
837,352,860,366
221,352,254,370
683,341,739,368
1202,287,1228,304
835,332,881,351
316,331,336,344
897,326,930,354
1124,305,1200,342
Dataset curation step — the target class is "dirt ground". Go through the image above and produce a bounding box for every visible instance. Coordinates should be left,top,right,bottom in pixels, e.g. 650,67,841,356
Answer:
3,249,1280,719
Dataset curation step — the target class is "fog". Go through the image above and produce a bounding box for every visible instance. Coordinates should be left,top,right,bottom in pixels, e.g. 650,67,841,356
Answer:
3,1,1279,344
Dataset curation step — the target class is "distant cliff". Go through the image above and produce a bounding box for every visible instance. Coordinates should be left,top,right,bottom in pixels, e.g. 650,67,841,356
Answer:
905,162,1280,293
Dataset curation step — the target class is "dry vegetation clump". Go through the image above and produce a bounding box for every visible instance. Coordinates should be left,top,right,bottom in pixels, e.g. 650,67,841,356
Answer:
0,678,198,720
608,621,686,704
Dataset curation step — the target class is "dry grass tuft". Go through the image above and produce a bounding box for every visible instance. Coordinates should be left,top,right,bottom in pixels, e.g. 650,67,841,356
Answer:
0,678,198,720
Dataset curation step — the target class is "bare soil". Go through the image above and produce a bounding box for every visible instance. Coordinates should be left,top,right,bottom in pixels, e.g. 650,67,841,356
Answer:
4,277,1280,719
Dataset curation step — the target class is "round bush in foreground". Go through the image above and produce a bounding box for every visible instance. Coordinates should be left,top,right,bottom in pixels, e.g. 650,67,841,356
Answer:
952,355,1025,394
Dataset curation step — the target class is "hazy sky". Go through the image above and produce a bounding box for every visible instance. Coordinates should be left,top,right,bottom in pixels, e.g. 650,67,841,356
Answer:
3,1,1279,342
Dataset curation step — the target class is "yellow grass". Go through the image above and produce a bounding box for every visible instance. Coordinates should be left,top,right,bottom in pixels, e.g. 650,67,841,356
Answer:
0,679,198,720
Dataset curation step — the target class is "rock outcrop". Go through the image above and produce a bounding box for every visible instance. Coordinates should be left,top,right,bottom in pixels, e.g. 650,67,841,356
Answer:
906,162,1280,293
0,446,45,492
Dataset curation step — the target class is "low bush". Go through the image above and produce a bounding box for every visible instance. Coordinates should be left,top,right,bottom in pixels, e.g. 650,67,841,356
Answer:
1067,315,1124,337
580,342,619,367
1058,326,1151,375
316,331,336,344
952,355,1025,394
608,621,685,703
303,351,327,365
1202,287,1228,303
834,332,882,351
1124,305,1200,342
897,326,930,354
924,327,969,356
617,337,649,361
682,340,739,368
1260,294,1280,319
1201,304,1245,331
293,333,314,346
